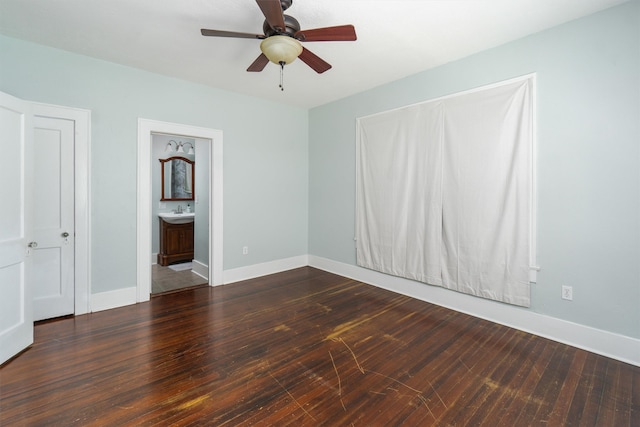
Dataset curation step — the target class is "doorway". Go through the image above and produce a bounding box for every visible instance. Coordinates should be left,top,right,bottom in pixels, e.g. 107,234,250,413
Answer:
32,103,91,319
151,133,209,294
136,119,223,302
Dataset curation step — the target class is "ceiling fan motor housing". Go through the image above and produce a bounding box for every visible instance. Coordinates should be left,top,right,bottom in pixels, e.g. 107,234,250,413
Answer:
280,0,293,12
263,14,300,37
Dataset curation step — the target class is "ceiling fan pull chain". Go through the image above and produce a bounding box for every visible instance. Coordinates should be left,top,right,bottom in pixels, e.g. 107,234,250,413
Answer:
279,61,285,91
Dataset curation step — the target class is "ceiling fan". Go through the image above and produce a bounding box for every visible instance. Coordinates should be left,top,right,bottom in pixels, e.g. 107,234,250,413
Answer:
201,0,357,81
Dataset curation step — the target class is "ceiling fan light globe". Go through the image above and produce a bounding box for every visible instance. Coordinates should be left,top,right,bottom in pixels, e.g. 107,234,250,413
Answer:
260,35,302,65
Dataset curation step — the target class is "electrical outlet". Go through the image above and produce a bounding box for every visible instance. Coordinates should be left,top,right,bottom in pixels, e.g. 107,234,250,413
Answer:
561,285,573,301
242,246,248,255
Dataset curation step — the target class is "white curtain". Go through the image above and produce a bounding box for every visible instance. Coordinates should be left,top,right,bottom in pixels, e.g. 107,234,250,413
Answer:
356,78,533,307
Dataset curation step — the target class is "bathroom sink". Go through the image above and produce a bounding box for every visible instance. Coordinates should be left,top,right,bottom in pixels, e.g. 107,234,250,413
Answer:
158,212,195,224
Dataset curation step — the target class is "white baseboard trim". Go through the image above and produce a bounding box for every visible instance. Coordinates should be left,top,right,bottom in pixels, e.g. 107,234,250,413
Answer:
151,252,157,265
192,259,209,281
223,255,309,285
308,255,640,367
91,286,137,313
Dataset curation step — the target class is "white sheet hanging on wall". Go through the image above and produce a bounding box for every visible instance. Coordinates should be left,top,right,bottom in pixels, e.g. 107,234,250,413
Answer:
356,77,533,307
357,102,444,286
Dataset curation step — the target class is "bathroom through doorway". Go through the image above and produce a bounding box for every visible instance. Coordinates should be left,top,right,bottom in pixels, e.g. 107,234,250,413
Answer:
151,133,209,294
136,119,223,303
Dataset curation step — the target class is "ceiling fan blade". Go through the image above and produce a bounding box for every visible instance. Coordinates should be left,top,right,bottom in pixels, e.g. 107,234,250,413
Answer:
247,53,270,72
295,25,357,42
201,29,265,39
298,47,332,74
256,0,286,32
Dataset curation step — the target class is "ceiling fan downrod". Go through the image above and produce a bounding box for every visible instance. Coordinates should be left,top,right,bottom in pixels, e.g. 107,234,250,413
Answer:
279,61,286,91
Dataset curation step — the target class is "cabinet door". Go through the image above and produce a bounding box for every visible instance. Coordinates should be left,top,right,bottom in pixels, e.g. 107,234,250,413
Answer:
166,223,192,254
179,223,194,253
165,224,181,254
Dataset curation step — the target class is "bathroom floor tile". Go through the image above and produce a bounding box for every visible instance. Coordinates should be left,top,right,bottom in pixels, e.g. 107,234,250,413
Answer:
151,263,207,294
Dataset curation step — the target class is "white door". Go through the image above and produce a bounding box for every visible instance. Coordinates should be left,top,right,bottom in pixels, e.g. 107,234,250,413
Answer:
32,116,75,320
0,91,34,365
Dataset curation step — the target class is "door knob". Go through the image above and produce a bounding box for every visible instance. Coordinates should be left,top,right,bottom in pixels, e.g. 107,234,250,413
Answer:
28,241,38,248
62,232,70,238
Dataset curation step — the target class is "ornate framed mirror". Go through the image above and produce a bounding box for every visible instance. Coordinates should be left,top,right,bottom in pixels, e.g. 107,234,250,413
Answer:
160,156,195,201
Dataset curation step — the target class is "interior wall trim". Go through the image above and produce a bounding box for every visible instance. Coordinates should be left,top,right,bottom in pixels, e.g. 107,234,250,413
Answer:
308,255,640,367
91,287,137,313
88,255,307,311
222,255,309,285
192,259,209,281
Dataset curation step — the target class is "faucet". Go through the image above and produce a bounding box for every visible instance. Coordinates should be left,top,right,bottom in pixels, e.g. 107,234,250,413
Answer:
175,205,183,214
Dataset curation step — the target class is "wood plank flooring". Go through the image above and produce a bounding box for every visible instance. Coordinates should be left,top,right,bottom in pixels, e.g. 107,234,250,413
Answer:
1,267,638,426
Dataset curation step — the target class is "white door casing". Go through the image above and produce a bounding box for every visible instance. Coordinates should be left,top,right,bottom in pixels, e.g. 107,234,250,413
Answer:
31,116,75,320
32,103,91,318
137,119,223,302
0,91,33,365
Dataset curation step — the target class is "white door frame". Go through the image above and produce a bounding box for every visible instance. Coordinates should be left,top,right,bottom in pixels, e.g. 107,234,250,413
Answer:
32,103,91,315
137,119,223,301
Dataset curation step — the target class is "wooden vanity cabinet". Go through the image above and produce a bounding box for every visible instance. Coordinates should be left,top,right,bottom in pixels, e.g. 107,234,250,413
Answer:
157,219,194,266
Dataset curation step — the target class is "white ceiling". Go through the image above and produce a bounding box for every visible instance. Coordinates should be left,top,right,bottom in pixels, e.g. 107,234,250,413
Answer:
0,0,628,108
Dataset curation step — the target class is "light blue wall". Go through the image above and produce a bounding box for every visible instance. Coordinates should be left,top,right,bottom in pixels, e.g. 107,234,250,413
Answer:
0,35,309,294
0,2,637,340
309,2,639,338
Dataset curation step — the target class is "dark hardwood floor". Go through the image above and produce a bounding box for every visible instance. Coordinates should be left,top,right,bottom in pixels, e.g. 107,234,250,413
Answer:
1,267,637,426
